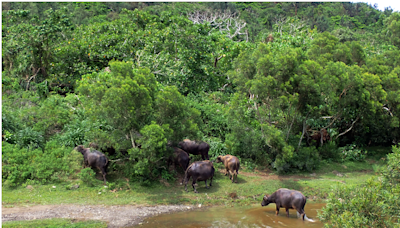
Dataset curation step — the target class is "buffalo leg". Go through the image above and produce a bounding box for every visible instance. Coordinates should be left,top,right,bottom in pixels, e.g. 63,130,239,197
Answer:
205,180,209,189
201,154,206,160
286,208,290,217
184,175,190,192
225,168,229,176
209,176,213,186
298,209,305,220
192,178,198,193
276,206,280,215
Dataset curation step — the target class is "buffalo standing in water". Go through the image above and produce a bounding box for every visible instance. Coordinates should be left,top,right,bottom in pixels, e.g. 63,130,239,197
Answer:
184,160,215,193
179,139,210,160
168,147,191,184
261,188,307,220
75,145,109,185
216,155,240,183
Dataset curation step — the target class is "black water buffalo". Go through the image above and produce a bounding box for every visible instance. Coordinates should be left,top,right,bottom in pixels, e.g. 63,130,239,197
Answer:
168,147,191,183
179,139,210,160
184,160,215,193
261,188,307,220
75,145,109,185
216,155,240,183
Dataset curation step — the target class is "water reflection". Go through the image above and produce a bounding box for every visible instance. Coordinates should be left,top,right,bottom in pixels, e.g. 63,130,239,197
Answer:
137,204,325,228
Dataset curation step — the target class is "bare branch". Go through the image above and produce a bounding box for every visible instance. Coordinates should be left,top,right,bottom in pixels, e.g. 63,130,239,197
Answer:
336,116,360,139
26,68,41,91
187,9,247,41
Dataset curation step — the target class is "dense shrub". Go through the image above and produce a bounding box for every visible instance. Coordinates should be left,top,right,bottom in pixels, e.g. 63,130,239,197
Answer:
78,168,97,187
123,122,172,184
273,146,320,174
319,146,400,227
204,136,228,161
2,141,80,187
382,145,400,183
339,144,368,162
16,127,45,151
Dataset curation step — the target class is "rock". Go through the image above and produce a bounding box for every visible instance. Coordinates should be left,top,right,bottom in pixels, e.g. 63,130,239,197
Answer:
26,185,33,190
310,173,316,177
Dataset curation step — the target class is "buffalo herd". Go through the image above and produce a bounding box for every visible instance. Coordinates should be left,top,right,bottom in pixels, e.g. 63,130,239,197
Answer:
75,138,309,221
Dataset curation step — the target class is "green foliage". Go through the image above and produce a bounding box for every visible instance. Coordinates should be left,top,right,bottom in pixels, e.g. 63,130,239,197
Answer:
319,146,400,227
339,144,368,162
382,145,400,183
319,178,400,227
3,2,400,181
125,122,171,183
318,141,341,161
16,127,45,150
78,168,97,187
205,136,228,161
273,144,320,174
77,61,200,152
2,141,78,187
2,8,73,89
186,92,230,139
384,12,400,48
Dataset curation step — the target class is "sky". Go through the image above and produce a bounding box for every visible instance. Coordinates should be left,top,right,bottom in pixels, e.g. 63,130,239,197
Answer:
353,1,399,12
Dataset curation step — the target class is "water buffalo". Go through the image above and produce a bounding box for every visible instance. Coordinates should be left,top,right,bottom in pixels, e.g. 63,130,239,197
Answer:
307,128,330,148
75,145,109,185
216,155,240,183
184,160,215,193
261,188,307,220
179,139,210,160
168,147,191,183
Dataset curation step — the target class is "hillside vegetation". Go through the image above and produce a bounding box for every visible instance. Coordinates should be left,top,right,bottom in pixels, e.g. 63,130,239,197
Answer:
2,2,400,227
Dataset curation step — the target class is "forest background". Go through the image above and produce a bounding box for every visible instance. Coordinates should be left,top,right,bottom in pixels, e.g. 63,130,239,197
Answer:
2,2,400,227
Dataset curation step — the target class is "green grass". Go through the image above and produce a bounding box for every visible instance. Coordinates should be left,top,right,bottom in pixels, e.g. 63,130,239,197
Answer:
2,218,107,228
2,161,378,208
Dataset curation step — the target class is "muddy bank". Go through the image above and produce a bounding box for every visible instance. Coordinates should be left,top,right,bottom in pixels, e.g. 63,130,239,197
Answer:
2,204,195,227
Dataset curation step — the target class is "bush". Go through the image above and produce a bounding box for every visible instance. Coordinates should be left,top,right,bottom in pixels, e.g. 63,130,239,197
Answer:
339,144,368,162
2,141,79,186
16,127,44,150
123,122,172,183
204,136,228,161
273,146,320,174
319,146,400,227
78,168,97,187
382,145,400,184
318,141,340,161
318,178,400,227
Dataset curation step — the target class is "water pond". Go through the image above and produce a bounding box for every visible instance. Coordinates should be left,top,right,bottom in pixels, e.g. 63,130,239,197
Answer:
137,203,325,228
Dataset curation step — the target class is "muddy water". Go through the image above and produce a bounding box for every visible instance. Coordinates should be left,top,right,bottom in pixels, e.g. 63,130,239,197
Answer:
138,203,325,228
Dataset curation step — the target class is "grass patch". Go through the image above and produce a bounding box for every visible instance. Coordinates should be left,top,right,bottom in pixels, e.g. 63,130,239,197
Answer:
316,160,375,174
2,161,378,208
2,218,107,228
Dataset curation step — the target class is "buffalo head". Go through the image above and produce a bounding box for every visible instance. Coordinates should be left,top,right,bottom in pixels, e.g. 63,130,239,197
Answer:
261,194,271,207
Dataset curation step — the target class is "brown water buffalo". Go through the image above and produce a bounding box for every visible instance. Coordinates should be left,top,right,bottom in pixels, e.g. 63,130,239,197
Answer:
261,188,307,220
179,139,210,160
75,145,109,185
184,160,215,193
216,155,240,183
307,128,330,148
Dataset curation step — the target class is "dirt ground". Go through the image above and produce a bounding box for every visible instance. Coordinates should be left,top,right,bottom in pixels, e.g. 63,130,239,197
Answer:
2,204,194,227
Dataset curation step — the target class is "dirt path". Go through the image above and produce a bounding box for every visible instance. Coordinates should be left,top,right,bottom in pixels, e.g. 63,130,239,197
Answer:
2,204,195,227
